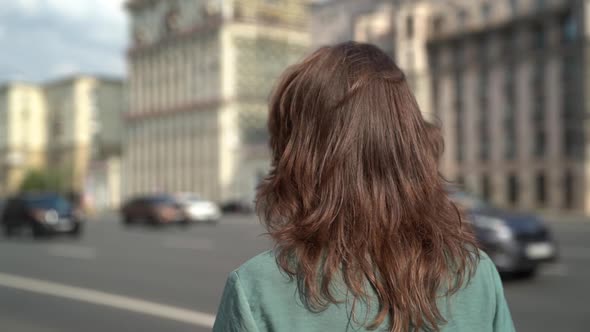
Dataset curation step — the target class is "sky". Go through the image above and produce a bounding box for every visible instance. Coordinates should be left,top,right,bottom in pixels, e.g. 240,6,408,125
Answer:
0,0,128,83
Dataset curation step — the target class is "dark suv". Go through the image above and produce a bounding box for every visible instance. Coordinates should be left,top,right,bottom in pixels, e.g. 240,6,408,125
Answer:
1,193,84,238
449,190,557,278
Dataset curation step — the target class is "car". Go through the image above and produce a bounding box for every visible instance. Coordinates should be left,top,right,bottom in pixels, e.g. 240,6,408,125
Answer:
220,200,254,214
449,190,557,278
121,194,186,226
1,193,84,238
174,193,221,224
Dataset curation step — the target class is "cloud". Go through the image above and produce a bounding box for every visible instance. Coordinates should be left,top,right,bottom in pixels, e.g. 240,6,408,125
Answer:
51,62,81,77
0,0,128,82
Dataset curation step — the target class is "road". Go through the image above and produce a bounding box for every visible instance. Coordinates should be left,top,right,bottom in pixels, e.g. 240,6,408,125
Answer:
0,213,588,332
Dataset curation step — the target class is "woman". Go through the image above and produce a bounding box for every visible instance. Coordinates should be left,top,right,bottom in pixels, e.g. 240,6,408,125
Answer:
214,42,514,332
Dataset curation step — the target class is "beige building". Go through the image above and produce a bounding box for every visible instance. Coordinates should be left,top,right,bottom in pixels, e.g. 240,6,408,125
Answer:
0,76,124,208
0,82,48,194
44,75,124,208
45,76,99,191
124,0,309,204
427,0,590,212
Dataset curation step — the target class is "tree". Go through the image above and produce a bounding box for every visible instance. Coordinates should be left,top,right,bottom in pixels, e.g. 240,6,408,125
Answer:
19,168,70,193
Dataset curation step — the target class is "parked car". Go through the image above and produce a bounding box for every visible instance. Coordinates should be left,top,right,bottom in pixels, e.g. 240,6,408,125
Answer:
449,190,557,278
174,193,221,224
1,193,84,238
121,194,186,226
221,200,254,214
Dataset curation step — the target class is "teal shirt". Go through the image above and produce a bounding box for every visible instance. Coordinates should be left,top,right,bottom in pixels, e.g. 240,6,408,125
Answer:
213,250,515,332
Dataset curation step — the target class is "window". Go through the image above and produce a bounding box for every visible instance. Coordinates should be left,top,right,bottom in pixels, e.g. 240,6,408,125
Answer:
534,131,546,158
432,16,444,33
458,10,468,28
453,42,464,67
560,12,578,45
481,175,491,201
564,171,574,209
510,0,518,14
505,64,517,160
536,172,546,205
481,3,492,21
457,175,465,188
455,73,465,162
479,71,490,161
406,16,414,39
507,174,519,205
533,24,545,50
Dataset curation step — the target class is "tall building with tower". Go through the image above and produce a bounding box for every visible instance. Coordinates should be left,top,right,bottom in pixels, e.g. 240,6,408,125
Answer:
124,0,309,204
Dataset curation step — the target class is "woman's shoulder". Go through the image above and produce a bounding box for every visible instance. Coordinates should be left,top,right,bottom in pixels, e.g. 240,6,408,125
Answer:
231,250,288,286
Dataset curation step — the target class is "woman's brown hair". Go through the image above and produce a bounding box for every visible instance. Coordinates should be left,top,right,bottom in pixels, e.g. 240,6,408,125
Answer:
257,42,479,332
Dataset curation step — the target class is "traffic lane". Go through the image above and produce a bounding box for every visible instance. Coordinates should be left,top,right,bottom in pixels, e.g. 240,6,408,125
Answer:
0,287,210,332
0,216,270,314
504,221,590,332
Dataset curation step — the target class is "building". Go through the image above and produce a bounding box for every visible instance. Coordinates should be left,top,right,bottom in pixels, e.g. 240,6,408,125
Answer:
0,76,124,208
427,0,588,212
44,75,125,209
124,0,309,204
86,79,125,209
0,82,48,194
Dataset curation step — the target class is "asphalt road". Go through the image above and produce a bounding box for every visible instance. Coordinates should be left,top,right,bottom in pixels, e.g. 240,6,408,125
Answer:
0,213,588,332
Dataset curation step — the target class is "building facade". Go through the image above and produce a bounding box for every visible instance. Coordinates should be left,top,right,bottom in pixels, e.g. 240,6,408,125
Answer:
124,0,309,204
428,0,590,212
0,76,124,208
0,83,48,194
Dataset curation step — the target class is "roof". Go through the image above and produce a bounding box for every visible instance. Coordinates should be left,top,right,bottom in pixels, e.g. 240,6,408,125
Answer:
43,73,125,87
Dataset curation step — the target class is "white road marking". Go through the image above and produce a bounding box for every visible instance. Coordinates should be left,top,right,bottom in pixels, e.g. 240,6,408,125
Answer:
560,246,590,260
47,245,97,260
0,272,216,328
162,238,213,251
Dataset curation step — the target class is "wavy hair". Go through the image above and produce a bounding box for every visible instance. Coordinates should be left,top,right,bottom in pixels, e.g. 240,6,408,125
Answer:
256,42,479,332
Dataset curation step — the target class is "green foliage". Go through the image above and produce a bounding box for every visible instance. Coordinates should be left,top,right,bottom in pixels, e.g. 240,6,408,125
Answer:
19,168,70,193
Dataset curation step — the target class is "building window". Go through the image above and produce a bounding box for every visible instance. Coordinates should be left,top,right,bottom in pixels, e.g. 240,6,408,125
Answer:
560,12,578,45
406,16,414,39
505,64,517,160
432,16,444,33
458,10,468,28
536,172,546,205
564,171,574,209
479,71,490,161
508,174,519,205
457,175,465,188
533,24,545,50
510,0,518,14
453,42,464,67
455,73,465,162
481,3,492,21
482,175,491,201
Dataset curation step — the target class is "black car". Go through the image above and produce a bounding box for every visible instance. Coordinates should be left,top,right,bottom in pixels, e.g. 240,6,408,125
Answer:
450,191,557,278
1,193,84,238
